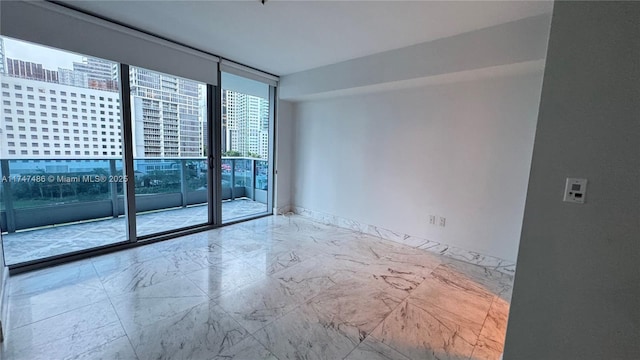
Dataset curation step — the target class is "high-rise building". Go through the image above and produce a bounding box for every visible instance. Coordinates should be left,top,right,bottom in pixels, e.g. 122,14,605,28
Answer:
61,57,118,91
73,57,115,82
1,47,264,163
58,68,88,88
223,89,269,159
129,67,204,158
6,58,59,83
1,56,204,161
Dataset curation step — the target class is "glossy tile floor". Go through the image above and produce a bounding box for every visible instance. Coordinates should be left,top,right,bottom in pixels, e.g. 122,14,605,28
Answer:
1,214,513,360
2,198,267,265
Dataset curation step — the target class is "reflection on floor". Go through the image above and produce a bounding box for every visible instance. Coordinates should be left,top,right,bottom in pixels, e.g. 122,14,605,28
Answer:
1,214,513,360
1,198,267,265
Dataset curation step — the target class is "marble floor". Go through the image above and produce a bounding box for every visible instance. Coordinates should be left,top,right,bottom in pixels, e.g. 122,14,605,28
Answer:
1,198,268,265
0,214,513,360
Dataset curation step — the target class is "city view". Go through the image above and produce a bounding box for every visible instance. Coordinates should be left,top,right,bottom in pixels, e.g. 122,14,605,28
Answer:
0,36,271,265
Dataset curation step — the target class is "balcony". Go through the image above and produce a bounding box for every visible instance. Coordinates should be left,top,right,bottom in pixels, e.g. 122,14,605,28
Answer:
0,157,270,265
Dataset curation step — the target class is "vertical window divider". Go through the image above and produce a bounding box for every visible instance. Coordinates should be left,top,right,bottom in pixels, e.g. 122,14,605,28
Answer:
119,64,137,242
212,75,223,225
206,84,215,225
267,85,276,214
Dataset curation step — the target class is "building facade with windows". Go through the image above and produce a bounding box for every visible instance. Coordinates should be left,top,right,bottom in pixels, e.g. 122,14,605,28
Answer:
1,50,262,163
223,89,269,159
58,68,89,88
6,58,58,83
129,67,204,158
59,57,119,92
0,76,121,159
0,55,207,161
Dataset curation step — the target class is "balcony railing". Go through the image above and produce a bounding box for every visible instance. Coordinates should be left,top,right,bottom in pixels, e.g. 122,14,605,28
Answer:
0,157,268,233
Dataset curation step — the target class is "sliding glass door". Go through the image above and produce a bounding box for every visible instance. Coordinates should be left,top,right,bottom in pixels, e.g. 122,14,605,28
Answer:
0,35,276,269
0,38,216,266
128,66,210,237
220,72,274,223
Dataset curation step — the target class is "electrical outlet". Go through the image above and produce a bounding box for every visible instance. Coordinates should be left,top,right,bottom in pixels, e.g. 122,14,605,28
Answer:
439,217,446,227
429,215,436,225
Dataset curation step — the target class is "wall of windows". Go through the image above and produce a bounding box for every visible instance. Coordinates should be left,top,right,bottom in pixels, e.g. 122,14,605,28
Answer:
0,27,276,269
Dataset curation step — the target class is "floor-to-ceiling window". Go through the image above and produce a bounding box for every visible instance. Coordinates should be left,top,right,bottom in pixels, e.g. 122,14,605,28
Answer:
128,66,210,237
0,36,128,265
0,2,278,270
220,71,274,222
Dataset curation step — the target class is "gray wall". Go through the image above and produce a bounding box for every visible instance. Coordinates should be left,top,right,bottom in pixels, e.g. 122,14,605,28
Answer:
504,2,640,359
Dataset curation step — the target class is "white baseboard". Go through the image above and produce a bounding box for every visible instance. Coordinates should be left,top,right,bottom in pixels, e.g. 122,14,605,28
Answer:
292,206,516,275
275,204,293,215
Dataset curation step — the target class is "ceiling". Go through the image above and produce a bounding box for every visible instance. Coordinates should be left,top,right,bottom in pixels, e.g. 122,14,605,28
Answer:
61,0,553,76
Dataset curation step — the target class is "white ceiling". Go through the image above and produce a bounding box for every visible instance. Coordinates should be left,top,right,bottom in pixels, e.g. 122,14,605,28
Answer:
61,0,553,76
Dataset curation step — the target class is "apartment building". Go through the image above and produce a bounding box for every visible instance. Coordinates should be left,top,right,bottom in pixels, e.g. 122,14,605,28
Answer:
129,66,204,158
223,89,269,159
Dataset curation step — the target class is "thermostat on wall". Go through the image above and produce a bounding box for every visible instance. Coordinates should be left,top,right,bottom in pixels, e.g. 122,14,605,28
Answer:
563,178,587,204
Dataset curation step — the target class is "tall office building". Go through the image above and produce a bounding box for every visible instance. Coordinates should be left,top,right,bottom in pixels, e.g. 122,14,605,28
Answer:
223,89,269,159
129,67,204,158
73,57,115,81
59,57,118,91
58,68,88,88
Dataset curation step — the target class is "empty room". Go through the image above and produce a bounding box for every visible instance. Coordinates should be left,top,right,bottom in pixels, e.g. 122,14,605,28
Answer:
0,1,637,359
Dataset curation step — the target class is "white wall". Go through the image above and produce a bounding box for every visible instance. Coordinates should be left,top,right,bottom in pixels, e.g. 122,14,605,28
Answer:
504,2,640,358
280,14,551,101
291,71,544,261
275,99,294,212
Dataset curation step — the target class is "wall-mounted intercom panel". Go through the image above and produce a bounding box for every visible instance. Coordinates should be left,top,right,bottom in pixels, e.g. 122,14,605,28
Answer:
563,178,587,204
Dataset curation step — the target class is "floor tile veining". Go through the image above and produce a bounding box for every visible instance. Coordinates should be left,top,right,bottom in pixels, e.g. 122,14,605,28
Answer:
2,198,267,265
1,214,513,360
